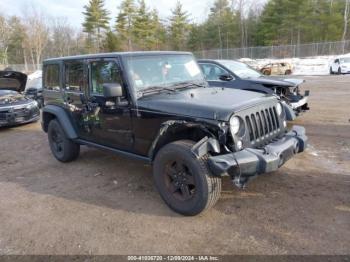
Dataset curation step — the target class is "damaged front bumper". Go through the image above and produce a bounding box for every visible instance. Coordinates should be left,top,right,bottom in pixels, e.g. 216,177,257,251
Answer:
0,103,40,127
290,90,310,113
207,126,307,186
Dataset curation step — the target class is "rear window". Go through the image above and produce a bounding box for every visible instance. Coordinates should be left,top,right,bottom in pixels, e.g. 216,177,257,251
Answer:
65,61,84,92
44,64,60,91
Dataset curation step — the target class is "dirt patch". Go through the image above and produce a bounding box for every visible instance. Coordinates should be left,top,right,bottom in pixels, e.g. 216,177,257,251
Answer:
0,75,349,255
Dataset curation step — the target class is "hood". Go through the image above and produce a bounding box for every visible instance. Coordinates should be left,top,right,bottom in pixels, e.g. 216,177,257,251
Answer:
244,76,304,87
0,71,28,92
136,87,276,122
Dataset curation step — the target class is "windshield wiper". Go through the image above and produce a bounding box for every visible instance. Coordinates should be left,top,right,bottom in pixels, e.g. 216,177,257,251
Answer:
138,86,176,97
171,81,207,90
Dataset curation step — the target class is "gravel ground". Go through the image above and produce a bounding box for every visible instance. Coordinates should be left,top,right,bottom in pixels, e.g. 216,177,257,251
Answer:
0,75,349,255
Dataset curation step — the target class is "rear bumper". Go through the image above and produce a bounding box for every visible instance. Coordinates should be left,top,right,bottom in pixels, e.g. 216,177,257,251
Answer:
208,126,307,178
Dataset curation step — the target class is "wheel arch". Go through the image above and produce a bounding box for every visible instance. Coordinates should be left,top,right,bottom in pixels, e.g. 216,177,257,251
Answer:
42,105,78,139
148,120,220,161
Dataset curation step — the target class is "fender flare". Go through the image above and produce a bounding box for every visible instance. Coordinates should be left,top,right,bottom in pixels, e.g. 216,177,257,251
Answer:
148,120,219,160
42,105,78,139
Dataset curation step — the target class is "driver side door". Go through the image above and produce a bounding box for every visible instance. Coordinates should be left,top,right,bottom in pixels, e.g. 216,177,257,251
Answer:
85,59,134,151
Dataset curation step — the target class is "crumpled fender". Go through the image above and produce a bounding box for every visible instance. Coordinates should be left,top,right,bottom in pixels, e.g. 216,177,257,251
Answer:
191,136,221,158
148,120,219,159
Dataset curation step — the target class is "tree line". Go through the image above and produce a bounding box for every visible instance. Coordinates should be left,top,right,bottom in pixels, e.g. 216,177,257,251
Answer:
0,0,349,69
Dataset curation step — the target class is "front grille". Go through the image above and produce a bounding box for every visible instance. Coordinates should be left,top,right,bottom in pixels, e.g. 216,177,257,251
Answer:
243,105,281,145
13,108,28,117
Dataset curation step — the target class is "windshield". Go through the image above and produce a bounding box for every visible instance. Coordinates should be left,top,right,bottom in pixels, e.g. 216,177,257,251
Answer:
340,57,350,63
125,54,205,95
218,60,262,79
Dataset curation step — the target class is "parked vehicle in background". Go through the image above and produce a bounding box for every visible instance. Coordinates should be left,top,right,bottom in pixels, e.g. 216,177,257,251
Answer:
260,62,293,75
41,52,307,216
330,57,350,74
198,59,309,119
25,75,44,108
0,70,40,127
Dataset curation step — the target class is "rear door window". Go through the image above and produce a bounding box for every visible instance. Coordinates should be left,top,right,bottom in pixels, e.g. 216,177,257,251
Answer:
44,64,60,91
64,61,84,92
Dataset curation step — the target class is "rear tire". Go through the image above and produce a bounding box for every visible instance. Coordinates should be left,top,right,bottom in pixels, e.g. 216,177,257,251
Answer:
153,140,221,216
48,119,80,162
330,67,333,75
285,69,292,75
338,67,342,75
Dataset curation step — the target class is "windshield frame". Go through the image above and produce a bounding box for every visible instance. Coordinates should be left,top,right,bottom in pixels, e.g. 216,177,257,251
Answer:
122,54,207,99
216,60,263,79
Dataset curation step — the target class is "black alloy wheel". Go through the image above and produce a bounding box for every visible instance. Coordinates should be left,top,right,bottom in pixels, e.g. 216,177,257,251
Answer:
153,140,221,216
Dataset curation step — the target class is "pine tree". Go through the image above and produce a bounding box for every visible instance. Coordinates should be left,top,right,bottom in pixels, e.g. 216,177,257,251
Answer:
82,0,110,52
187,24,203,51
115,0,136,51
102,30,121,52
7,16,26,64
149,9,167,50
133,0,152,50
169,1,190,50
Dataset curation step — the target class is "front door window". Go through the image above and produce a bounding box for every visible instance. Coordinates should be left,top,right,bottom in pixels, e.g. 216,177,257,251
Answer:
90,61,123,95
199,64,229,81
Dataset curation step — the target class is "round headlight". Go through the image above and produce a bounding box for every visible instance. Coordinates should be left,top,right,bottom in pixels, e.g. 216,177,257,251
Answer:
229,116,240,135
276,103,283,115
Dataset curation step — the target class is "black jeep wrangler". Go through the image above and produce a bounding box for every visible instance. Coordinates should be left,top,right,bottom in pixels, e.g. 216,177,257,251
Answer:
42,52,307,216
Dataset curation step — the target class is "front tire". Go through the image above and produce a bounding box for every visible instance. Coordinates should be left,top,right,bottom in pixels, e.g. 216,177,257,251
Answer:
330,67,333,75
153,140,221,216
48,119,80,162
338,67,342,75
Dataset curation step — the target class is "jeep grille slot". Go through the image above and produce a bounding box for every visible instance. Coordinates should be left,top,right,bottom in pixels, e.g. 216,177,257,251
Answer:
244,106,280,144
246,116,254,141
261,110,268,134
251,114,259,140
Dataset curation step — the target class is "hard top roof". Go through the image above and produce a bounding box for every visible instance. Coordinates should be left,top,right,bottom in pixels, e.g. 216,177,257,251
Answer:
43,51,193,63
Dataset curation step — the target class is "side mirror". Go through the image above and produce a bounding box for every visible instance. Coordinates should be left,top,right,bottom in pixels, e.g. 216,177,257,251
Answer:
103,83,123,98
219,74,233,81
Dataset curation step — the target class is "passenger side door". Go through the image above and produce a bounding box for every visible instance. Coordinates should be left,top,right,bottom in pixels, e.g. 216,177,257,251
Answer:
86,59,134,151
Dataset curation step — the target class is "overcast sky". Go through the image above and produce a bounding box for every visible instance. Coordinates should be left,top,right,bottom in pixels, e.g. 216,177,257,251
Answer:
0,0,216,28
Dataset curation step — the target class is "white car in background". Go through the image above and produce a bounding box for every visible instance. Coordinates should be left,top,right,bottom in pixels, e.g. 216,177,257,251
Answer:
330,57,350,74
